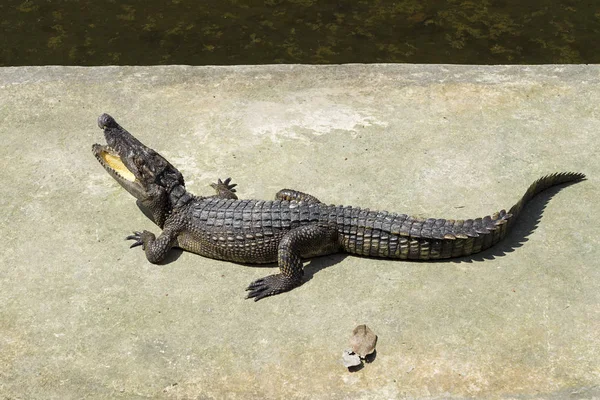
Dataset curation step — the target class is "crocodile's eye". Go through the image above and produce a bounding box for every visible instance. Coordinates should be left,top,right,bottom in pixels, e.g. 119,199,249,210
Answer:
142,165,156,180
133,156,149,173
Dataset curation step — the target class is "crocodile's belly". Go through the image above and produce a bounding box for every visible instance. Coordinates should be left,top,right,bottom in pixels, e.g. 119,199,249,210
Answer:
176,228,286,264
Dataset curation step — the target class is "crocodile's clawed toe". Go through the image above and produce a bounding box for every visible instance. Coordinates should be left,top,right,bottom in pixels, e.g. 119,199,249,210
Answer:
245,274,301,301
245,278,271,301
211,177,237,192
222,177,237,190
126,231,143,248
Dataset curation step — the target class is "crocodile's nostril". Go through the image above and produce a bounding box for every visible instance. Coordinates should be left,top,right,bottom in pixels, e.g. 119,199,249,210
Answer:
98,113,116,129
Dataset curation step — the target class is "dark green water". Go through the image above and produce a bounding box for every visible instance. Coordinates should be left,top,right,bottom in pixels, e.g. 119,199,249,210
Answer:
1,0,599,66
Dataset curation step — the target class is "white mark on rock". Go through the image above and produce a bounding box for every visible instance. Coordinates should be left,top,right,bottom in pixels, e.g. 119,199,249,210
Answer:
241,93,388,141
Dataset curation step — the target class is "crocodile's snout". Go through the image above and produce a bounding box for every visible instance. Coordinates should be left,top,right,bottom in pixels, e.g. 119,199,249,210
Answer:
98,113,117,130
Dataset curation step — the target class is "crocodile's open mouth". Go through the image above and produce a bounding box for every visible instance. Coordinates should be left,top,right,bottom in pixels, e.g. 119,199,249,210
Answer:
92,144,136,182
93,113,185,202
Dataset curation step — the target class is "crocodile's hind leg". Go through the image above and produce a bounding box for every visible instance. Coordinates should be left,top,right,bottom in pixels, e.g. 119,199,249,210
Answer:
210,177,238,199
246,224,339,301
276,189,321,203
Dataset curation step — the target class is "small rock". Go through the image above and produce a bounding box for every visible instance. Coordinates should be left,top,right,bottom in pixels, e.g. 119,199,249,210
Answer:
349,325,377,358
342,349,362,368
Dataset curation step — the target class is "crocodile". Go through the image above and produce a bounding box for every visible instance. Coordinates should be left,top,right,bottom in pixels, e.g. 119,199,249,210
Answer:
92,113,586,301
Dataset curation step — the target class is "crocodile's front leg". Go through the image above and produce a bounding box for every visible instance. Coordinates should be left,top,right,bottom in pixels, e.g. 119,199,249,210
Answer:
126,225,180,264
246,224,339,301
210,177,238,199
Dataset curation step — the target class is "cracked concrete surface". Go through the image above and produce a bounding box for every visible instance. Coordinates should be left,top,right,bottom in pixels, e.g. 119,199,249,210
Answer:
0,65,599,399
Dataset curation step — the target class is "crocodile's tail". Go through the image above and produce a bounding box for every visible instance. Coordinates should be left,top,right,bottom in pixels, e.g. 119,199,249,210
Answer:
458,171,586,255
451,171,587,257
337,172,585,260
505,172,586,229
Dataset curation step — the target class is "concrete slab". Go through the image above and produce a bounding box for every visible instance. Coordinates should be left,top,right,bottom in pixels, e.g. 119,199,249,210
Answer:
0,65,598,399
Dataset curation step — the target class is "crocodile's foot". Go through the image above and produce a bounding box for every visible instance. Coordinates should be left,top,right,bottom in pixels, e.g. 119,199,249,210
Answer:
125,229,172,264
245,273,303,301
275,189,321,203
126,230,154,249
210,177,238,199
